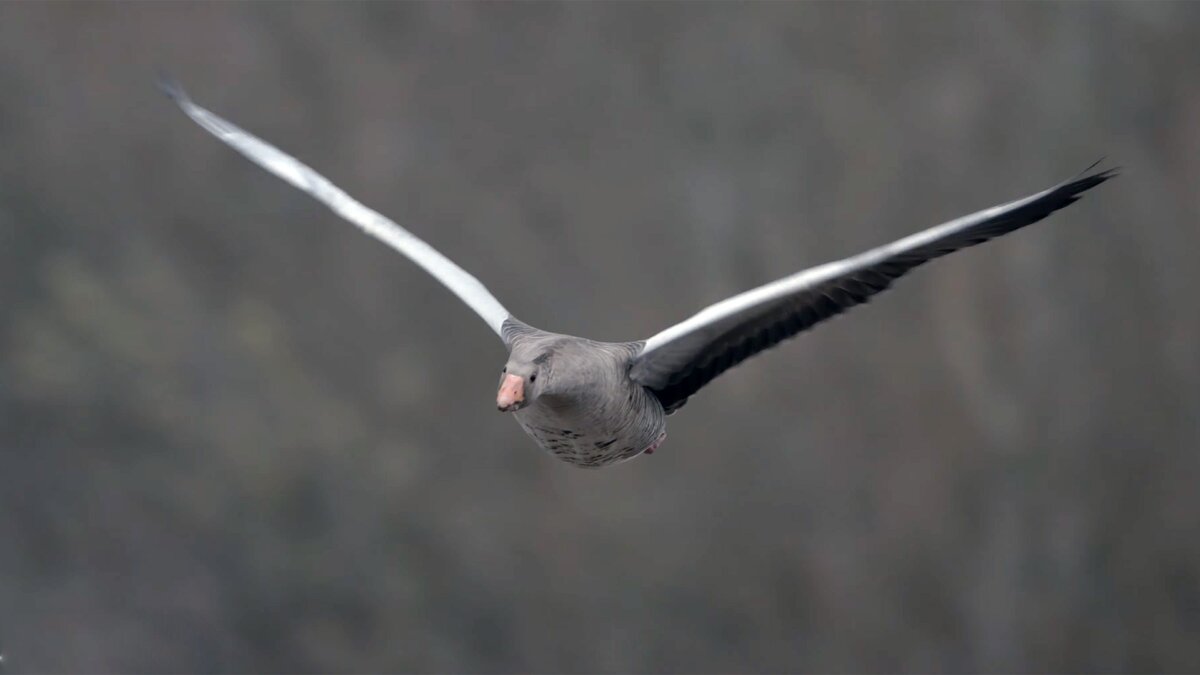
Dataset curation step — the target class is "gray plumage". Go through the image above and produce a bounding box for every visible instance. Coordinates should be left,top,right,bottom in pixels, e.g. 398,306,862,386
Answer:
162,79,1117,468
502,320,663,467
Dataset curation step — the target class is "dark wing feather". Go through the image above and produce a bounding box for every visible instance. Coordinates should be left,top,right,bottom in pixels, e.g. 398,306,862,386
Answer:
630,165,1117,413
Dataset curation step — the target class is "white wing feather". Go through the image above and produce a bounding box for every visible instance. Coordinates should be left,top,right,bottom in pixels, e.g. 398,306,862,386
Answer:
161,80,511,338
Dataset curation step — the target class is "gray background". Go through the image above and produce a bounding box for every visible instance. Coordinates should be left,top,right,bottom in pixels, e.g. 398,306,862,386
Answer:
1,3,1197,673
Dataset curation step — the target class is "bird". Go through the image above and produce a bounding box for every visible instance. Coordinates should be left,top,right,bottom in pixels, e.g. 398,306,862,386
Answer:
160,79,1116,468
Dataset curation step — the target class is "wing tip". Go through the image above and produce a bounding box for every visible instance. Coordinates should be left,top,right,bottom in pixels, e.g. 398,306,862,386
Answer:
1080,157,1120,179
1065,159,1120,196
154,72,190,106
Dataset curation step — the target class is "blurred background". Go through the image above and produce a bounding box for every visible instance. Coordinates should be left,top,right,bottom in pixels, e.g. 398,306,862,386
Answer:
1,3,1197,673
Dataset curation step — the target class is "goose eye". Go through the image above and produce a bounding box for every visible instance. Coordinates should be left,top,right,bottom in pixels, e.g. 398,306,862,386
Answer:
530,373,537,382
501,367,507,374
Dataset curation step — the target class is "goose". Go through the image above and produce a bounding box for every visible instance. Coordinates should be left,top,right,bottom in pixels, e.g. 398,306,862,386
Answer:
160,80,1116,468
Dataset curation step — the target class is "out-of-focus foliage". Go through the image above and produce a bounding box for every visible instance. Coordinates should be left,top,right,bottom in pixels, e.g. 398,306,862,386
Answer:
0,3,1196,672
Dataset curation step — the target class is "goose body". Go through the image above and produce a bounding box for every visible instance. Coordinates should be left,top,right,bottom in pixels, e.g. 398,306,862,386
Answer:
503,324,665,467
162,80,1116,468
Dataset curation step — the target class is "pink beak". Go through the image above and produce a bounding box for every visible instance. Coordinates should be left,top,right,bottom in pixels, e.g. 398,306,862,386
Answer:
496,373,525,412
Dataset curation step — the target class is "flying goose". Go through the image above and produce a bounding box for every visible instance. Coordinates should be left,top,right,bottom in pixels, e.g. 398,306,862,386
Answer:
161,81,1115,468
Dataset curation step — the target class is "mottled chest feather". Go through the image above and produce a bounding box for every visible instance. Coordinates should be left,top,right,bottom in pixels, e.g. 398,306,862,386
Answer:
514,376,667,466
515,403,665,468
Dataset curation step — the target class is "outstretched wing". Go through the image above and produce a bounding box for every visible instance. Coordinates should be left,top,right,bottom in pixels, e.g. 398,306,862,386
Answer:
630,165,1117,413
159,78,513,339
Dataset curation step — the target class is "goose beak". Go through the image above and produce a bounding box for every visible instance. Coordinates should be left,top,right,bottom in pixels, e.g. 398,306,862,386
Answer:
496,374,525,412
